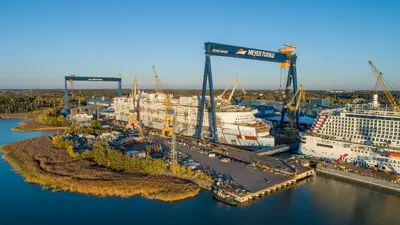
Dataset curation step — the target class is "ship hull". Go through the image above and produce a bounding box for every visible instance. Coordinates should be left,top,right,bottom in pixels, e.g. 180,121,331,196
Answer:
300,135,400,174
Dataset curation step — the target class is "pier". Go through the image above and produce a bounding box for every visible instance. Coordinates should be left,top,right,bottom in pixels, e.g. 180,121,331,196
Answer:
317,167,400,192
232,170,315,203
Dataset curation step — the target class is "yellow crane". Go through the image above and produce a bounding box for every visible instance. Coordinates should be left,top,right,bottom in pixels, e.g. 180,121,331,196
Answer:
161,94,174,137
152,66,163,94
284,84,306,138
150,66,174,137
368,61,398,111
218,75,246,101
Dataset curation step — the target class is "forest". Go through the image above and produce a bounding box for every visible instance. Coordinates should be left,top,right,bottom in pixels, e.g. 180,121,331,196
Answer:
1,89,398,114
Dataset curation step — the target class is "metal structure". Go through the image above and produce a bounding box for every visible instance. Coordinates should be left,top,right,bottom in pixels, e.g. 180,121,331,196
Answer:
152,66,163,94
228,75,246,102
218,75,246,101
64,75,122,110
284,84,306,138
161,94,174,137
126,73,144,137
194,42,299,142
171,114,177,163
369,61,398,111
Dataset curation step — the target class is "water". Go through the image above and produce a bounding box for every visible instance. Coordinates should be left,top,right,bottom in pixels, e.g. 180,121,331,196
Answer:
0,118,399,225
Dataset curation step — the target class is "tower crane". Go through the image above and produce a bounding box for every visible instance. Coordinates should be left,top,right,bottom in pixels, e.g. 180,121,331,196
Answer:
151,66,173,137
161,94,174,137
368,61,399,111
284,84,306,139
152,66,163,94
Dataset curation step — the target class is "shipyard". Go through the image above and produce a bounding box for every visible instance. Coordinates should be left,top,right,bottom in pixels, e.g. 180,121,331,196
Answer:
1,40,400,206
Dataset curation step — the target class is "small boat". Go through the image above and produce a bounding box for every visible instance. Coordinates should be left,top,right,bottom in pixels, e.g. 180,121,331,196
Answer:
213,190,238,206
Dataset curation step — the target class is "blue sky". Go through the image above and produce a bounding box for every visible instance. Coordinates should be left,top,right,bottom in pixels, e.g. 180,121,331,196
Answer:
0,0,399,90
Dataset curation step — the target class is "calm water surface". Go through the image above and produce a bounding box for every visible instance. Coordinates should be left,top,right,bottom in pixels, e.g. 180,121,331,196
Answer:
0,118,399,225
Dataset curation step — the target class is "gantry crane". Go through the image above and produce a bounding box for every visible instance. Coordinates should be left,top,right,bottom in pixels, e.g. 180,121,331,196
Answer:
152,66,163,94
368,61,399,111
68,73,76,107
284,84,306,139
195,42,300,142
278,44,298,99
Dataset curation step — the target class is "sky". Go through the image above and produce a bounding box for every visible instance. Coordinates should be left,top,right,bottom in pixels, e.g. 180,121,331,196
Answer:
0,0,399,90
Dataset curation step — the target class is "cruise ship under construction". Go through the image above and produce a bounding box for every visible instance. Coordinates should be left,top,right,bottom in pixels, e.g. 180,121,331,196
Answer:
113,74,275,150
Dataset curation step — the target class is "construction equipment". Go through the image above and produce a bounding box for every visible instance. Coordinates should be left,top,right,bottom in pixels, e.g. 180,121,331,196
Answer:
195,42,299,142
161,94,174,137
218,75,246,101
279,44,297,98
126,73,144,138
219,83,233,99
150,66,174,138
227,75,246,102
64,75,122,110
152,65,163,94
284,84,306,138
368,61,399,111
68,73,76,107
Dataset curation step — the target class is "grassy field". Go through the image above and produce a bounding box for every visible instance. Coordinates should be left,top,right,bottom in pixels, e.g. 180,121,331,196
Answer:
0,136,201,202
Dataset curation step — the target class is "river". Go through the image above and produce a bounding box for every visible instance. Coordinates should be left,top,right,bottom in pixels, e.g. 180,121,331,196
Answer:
0,118,399,225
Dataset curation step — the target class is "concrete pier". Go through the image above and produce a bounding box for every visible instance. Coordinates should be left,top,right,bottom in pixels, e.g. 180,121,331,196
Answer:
233,170,315,203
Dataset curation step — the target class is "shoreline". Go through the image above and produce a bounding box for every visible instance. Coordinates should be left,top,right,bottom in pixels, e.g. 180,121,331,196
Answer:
316,167,400,193
0,136,204,202
0,112,67,132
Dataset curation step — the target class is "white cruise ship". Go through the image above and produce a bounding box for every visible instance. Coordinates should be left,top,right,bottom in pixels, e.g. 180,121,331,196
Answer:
300,100,400,174
114,92,275,150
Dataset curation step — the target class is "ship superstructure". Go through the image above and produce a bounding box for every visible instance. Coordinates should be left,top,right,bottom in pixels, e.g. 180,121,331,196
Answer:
300,103,400,173
114,92,275,150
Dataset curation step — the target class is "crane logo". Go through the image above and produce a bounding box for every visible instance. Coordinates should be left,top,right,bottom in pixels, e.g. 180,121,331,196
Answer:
236,48,247,55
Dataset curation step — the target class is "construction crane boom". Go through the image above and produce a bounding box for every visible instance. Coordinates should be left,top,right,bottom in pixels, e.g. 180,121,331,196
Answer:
219,83,233,98
368,61,398,111
152,66,163,94
228,75,246,102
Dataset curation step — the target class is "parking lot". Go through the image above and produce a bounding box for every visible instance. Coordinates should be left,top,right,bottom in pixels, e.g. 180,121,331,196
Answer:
164,141,291,193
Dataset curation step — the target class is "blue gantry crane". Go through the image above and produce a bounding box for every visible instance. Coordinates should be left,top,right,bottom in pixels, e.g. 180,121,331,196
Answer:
64,76,122,110
194,42,299,143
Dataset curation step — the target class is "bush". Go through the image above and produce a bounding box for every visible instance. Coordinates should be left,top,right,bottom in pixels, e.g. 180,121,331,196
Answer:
52,135,91,159
92,141,167,175
37,108,71,126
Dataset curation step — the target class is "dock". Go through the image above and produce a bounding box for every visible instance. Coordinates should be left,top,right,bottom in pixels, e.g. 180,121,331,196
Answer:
232,169,315,203
166,138,316,205
317,167,400,192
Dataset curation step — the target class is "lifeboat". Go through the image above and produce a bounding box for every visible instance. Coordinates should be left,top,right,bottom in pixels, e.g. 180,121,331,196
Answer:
389,152,400,158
